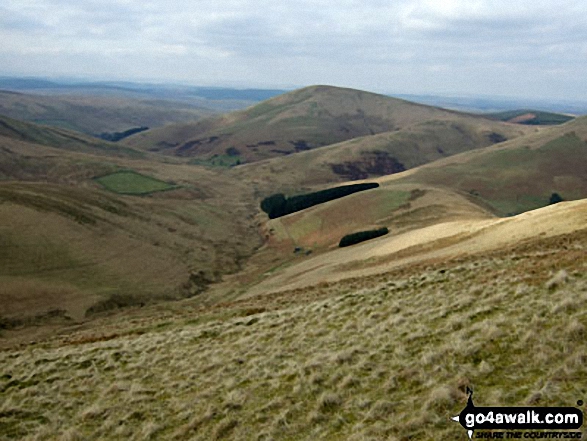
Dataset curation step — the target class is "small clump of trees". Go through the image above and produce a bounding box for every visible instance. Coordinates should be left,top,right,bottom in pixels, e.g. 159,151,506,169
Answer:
260,183,379,219
549,192,564,205
339,227,389,247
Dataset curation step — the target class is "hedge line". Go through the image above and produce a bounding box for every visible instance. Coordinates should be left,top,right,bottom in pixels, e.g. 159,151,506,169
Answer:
260,183,379,219
339,227,389,247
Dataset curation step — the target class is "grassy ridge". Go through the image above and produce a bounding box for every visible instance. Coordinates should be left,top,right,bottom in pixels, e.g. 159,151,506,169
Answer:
231,117,534,192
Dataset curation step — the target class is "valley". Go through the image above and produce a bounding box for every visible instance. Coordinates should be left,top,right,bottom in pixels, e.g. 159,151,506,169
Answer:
0,83,586,440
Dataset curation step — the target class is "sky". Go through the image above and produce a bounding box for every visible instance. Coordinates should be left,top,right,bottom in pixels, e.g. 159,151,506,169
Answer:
1,0,586,101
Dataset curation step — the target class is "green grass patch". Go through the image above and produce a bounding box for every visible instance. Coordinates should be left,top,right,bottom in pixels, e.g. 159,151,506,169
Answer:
374,189,411,219
95,171,178,195
286,213,323,242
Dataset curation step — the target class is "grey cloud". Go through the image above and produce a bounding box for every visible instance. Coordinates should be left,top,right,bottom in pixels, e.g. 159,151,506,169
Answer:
0,7,50,32
0,0,586,100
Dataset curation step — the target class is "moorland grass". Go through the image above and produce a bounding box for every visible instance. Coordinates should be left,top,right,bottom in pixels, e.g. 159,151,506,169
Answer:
1,230,586,440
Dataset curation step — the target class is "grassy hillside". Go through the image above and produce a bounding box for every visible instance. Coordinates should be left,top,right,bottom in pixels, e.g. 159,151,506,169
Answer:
124,85,526,163
213,183,494,302
231,117,534,192
1,201,585,440
0,118,263,325
0,90,213,135
393,116,587,216
226,116,587,296
0,177,260,324
244,195,586,297
261,185,489,252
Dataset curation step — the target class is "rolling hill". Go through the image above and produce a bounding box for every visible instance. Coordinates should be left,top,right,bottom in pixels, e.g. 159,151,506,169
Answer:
243,196,587,298
1,88,584,328
123,85,532,164
223,115,587,298
0,90,213,135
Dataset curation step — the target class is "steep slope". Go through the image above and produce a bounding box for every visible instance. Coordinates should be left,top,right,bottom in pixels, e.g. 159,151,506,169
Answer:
124,85,530,163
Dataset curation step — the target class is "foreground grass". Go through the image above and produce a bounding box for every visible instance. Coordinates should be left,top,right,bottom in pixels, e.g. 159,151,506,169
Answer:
1,232,586,440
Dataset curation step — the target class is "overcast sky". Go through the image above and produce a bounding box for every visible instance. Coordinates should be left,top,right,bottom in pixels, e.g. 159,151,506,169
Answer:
1,0,586,100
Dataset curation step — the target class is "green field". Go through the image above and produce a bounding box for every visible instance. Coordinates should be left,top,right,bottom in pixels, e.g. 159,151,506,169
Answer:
96,171,178,195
